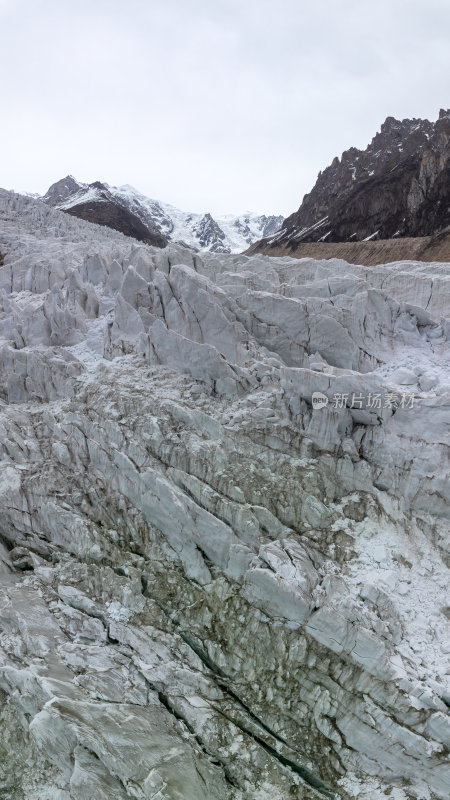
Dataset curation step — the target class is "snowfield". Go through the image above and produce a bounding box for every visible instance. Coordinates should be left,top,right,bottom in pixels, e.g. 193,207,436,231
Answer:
0,189,449,800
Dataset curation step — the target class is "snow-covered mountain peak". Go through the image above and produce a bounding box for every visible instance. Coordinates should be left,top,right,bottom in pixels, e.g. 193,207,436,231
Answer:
41,178,284,253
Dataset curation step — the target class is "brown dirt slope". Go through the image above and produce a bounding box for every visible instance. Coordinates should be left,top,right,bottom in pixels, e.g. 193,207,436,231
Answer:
246,227,450,266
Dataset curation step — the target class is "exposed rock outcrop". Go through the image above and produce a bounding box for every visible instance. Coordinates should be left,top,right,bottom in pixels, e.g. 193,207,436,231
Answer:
252,109,450,257
0,189,449,800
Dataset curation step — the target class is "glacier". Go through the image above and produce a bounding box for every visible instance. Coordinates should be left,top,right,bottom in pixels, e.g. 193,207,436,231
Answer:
0,188,449,800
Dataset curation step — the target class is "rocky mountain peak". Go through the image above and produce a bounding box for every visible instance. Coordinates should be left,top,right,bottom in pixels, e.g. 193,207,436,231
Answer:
253,109,450,252
90,180,109,193
42,174,83,206
192,212,227,252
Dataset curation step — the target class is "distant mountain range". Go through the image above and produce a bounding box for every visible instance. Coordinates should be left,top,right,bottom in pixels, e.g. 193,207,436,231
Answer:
42,177,284,253
250,108,450,257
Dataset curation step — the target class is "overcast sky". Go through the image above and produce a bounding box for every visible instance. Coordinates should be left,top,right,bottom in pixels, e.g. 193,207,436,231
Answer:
1,0,449,216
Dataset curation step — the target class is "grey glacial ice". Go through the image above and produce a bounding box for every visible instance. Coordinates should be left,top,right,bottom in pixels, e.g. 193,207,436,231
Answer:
0,189,449,799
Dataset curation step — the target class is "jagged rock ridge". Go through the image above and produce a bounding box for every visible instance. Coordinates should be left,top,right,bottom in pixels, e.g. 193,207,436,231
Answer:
256,109,450,252
42,178,284,254
0,189,449,799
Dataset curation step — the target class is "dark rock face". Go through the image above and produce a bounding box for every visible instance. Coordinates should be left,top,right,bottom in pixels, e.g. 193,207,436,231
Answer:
260,214,285,237
43,177,168,248
42,175,82,207
193,213,228,253
64,200,167,248
260,109,450,251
